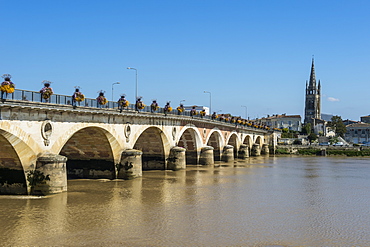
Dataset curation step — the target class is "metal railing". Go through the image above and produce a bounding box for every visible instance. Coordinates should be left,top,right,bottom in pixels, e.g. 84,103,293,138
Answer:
3,89,274,131
6,89,208,117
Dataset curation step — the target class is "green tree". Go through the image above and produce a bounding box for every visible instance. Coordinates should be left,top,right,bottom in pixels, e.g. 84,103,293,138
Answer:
329,136,339,145
327,115,347,137
301,123,311,135
308,133,318,143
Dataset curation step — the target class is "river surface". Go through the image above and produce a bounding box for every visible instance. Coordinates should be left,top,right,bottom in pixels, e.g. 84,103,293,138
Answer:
1,156,370,246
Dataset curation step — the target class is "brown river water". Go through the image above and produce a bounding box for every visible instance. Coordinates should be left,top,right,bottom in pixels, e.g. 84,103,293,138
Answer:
1,156,370,247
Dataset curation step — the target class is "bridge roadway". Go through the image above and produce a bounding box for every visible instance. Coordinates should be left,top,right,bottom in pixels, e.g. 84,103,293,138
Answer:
0,100,279,195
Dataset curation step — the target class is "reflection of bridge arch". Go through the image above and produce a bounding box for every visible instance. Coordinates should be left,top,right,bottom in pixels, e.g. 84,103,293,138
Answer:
226,132,240,158
206,129,224,161
59,127,116,179
177,125,202,165
133,126,169,170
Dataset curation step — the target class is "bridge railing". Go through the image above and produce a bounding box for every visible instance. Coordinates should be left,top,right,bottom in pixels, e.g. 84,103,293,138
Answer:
4,89,277,131
7,89,208,118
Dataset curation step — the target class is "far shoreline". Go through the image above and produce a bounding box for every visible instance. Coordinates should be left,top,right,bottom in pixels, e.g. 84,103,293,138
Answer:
274,146,370,157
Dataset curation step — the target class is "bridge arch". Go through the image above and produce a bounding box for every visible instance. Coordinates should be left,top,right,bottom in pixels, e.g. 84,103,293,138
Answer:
52,124,122,163
177,125,203,165
226,132,241,158
242,135,253,150
132,126,170,170
0,127,38,194
206,129,224,161
58,126,119,179
255,136,263,146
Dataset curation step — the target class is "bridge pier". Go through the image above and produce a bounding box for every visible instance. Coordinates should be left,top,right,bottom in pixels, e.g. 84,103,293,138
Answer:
167,147,186,170
222,145,234,162
118,149,143,179
251,144,261,156
261,144,270,155
29,153,68,195
238,144,249,159
199,146,214,166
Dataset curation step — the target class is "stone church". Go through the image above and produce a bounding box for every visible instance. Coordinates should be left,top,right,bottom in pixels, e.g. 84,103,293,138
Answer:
304,58,321,125
304,58,328,135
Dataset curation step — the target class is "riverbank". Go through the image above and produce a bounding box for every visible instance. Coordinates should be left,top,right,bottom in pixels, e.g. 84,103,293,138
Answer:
275,145,370,156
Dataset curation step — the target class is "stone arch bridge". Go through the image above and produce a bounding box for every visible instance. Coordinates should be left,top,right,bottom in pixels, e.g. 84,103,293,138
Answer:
0,101,279,195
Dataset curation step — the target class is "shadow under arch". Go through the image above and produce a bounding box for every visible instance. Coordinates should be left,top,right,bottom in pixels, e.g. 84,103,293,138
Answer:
177,127,202,165
0,130,37,195
255,136,263,147
59,127,116,179
227,133,240,158
132,126,168,170
206,130,223,161
243,135,253,150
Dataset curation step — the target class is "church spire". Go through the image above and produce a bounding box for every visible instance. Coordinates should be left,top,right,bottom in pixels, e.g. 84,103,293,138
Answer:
309,58,316,88
304,57,321,124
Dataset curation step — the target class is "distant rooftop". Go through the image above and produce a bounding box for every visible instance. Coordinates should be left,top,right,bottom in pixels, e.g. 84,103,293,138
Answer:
260,114,301,120
346,123,370,128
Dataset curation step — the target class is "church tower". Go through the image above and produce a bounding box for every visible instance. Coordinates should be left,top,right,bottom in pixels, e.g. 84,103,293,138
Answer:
304,58,321,124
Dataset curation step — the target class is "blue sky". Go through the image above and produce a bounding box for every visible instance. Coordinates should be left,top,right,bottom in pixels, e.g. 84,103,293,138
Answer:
2,0,370,120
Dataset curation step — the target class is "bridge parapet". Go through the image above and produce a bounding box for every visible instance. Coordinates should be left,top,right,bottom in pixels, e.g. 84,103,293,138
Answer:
0,100,273,134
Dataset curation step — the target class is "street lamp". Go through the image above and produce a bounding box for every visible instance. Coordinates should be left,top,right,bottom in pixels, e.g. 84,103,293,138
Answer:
112,82,120,101
180,99,185,105
127,67,138,100
241,105,247,119
203,91,211,115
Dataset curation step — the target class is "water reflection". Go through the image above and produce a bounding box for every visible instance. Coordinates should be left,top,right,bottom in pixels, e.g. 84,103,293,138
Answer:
1,156,370,246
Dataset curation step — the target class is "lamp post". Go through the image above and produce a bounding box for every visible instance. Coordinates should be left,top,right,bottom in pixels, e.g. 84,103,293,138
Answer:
203,91,211,115
241,105,247,119
180,99,185,105
127,67,138,100
112,82,120,101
